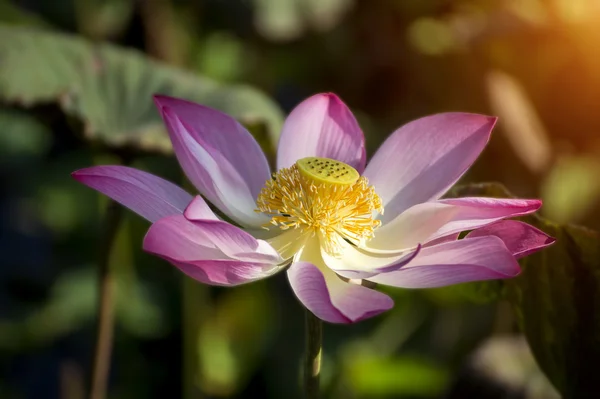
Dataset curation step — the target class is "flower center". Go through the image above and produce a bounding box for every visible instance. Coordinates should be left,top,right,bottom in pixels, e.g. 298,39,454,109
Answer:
256,157,383,257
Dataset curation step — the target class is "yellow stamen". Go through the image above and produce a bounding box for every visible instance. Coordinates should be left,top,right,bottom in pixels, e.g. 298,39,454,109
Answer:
256,157,383,257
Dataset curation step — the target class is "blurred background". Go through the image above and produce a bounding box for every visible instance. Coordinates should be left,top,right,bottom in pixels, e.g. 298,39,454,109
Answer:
1,0,599,398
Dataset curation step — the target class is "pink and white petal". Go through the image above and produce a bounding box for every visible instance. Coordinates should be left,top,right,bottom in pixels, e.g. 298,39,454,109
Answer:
364,113,497,222
184,219,282,263
144,216,280,286
159,107,268,227
321,238,421,279
276,93,366,172
367,202,459,251
286,238,393,323
144,215,229,261
287,261,393,323
72,165,192,222
154,95,270,198
368,198,541,251
425,233,460,247
367,236,520,288
183,195,219,221
183,196,282,263
467,220,555,259
433,197,541,240
171,258,280,286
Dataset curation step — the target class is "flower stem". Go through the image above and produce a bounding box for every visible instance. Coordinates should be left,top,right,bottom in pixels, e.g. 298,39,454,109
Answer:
303,309,322,399
89,199,123,399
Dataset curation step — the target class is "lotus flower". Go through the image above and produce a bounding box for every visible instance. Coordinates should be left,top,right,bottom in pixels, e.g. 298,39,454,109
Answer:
72,93,554,323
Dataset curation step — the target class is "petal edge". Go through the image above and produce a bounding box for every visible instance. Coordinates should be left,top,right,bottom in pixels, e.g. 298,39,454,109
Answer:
72,165,192,222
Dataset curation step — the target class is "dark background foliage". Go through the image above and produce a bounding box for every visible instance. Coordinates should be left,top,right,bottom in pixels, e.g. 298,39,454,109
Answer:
1,0,599,398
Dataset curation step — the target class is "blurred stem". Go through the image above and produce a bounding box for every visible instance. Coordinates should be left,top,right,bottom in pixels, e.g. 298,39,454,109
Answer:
303,309,322,399
182,278,208,399
89,199,124,399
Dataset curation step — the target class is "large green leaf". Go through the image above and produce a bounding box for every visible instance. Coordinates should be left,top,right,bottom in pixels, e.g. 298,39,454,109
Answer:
0,24,283,153
452,182,600,398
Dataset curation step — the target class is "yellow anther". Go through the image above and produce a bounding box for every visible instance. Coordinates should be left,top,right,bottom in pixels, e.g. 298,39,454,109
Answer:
296,157,359,185
256,160,383,257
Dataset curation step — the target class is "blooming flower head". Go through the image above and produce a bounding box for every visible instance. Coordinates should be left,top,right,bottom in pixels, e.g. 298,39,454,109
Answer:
72,93,555,323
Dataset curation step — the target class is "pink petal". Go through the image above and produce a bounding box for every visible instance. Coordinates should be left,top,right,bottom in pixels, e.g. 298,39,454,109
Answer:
144,215,230,261
157,105,267,227
184,207,281,263
276,93,366,172
183,196,282,263
433,197,541,240
143,215,280,286
321,240,421,279
154,95,271,198
364,113,497,222
367,236,520,288
183,195,219,221
425,233,460,247
368,198,541,251
174,259,278,286
286,238,393,323
287,261,393,324
72,165,192,222
367,202,457,251
466,220,555,259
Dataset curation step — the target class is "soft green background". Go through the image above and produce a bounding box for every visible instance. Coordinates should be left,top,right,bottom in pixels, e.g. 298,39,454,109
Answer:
1,0,599,398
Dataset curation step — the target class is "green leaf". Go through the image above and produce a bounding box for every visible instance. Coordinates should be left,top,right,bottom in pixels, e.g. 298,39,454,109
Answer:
452,182,600,398
507,220,600,398
0,24,283,154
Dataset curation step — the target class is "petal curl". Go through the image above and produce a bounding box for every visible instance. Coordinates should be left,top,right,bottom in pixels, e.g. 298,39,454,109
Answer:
183,199,281,263
143,215,280,286
368,198,541,251
466,220,555,259
183,195,219,221
276,93,366,172
364,113,497,222
321,239,421,279
367,236,520,288
286,239,393,323
72,165,192,222
173,260,279,286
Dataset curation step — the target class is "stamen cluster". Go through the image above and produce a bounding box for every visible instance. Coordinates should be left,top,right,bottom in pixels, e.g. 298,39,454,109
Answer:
256,164,383,257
